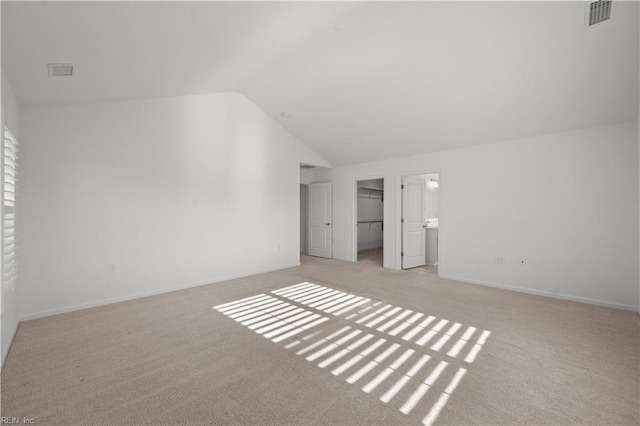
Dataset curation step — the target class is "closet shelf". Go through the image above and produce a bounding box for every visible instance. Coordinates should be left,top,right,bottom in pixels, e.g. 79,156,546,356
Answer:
358,187,384,201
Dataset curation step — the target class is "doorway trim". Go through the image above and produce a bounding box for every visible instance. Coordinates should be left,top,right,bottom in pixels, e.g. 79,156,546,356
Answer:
351,175,386,264
395,169,442,273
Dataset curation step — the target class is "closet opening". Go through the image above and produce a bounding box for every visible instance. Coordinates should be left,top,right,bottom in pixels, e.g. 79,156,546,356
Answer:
356,178,384,267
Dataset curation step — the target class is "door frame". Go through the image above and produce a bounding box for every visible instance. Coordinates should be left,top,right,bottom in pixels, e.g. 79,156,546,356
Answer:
299,184,308,254
395,169,442,272
351,175,386,264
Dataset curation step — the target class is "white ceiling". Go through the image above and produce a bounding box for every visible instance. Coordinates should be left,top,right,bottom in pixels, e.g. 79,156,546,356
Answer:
2,1,639,167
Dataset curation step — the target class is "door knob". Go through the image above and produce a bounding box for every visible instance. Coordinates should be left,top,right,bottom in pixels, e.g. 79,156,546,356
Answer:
325,222,331,226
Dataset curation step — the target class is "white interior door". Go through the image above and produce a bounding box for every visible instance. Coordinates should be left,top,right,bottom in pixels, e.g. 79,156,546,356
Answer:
308,182,332,258
402,176,426,269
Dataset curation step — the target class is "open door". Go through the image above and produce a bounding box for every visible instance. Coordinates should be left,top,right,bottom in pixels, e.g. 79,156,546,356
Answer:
308,182,332,258
402,176,426,269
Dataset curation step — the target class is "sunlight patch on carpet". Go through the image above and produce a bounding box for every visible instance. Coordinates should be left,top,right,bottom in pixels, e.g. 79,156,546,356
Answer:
214,282,491,426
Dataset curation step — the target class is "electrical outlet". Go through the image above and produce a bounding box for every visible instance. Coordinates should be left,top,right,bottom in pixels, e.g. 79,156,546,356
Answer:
108,264,116,273
495,256,505,265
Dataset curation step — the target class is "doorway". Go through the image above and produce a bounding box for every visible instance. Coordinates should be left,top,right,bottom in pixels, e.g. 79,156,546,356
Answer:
356,178,384,266
401,173,439,270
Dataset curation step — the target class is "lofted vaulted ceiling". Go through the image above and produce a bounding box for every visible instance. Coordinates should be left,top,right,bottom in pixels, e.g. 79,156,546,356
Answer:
2,1,639,166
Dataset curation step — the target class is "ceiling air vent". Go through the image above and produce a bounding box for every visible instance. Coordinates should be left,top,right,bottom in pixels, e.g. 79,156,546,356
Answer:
48,63,74,77
586,0,613,27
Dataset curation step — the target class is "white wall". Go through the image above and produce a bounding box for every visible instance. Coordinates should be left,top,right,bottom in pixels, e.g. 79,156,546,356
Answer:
357,196,384,222
313,121,639,311
18,92,329,319
1,69,21,367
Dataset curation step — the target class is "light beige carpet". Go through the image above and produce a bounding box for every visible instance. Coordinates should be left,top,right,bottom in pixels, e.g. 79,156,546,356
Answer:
357,248,384,266
1,255,639,425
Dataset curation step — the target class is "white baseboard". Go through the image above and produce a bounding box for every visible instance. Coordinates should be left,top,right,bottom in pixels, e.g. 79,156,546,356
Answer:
20,262,301,321
438,274,639,312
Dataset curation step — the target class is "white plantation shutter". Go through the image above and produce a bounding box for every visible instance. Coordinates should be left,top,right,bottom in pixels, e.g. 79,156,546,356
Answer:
3,127,17,293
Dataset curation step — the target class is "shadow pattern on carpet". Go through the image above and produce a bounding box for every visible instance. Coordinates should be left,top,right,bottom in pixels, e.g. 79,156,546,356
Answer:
214,282,491,426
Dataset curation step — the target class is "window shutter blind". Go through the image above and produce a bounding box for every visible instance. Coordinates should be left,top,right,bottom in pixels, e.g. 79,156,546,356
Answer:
3,127,18,292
